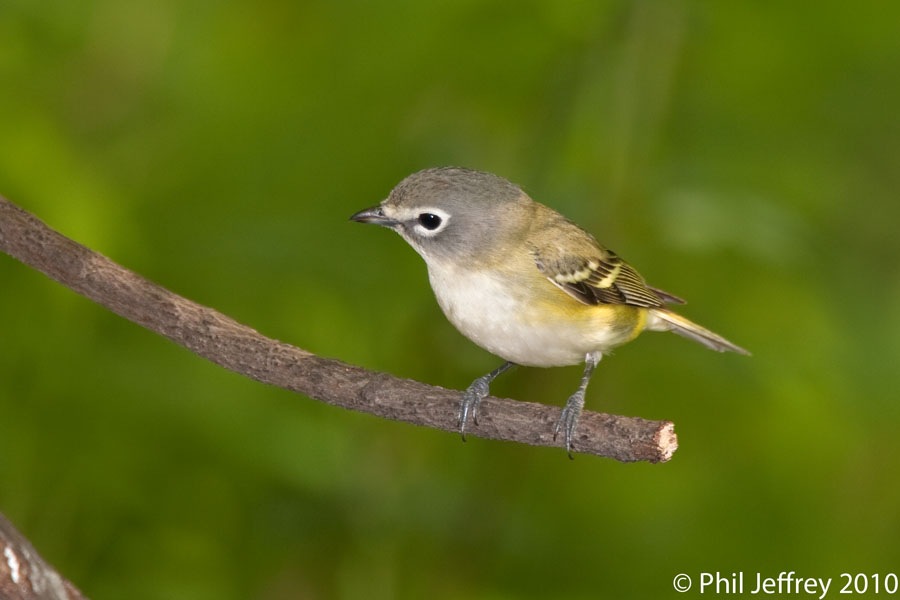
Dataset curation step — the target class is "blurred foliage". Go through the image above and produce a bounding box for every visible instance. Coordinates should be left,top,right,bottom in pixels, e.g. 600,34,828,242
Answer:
2,1,900,598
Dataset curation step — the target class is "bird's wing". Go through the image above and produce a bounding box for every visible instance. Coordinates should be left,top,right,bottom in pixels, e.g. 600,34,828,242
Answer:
530,223,680,308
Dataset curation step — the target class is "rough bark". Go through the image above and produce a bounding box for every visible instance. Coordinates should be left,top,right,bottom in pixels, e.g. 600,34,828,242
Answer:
0,514,86,600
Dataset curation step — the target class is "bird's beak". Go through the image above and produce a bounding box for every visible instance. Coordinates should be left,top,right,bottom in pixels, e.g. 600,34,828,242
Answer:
349,205,398,227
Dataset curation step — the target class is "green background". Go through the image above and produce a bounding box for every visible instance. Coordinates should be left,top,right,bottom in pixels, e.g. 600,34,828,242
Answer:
2,1,899,598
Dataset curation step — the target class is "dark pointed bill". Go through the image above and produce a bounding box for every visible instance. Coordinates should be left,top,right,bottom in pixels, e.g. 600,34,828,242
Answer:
349,206,398,227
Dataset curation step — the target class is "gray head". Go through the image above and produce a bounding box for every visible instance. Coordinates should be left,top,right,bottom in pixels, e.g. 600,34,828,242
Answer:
350,167,530,264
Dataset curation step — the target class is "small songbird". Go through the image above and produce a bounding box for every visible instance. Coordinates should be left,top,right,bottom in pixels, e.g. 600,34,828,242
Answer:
351,167,748,456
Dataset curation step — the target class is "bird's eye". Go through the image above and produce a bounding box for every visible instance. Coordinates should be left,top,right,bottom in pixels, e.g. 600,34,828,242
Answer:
417,213,442,230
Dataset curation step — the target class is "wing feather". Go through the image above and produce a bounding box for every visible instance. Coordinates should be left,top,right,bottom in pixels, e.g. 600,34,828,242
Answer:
531,225,679,308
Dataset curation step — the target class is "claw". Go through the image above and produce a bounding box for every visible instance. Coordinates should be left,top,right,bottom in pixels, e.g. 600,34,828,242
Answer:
457,361,515,441
458,376,490,441
553,353,599,459
554,390,585,459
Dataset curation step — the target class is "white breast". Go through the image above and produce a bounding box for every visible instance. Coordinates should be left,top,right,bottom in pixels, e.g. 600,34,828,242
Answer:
425,261,613,367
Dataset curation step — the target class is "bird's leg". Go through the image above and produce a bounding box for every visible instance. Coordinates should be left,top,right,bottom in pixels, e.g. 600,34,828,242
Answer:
458,361,516,441
554,353,600,458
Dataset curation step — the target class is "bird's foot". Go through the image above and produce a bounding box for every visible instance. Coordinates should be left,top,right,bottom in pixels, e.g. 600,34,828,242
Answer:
553,390,585,459
458,376,491,441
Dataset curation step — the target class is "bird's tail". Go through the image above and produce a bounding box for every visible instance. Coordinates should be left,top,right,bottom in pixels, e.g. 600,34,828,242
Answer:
647,309,750,355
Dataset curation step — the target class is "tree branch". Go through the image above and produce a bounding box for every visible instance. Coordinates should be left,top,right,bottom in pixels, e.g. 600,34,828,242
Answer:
0,513,86,600
0,195,677,463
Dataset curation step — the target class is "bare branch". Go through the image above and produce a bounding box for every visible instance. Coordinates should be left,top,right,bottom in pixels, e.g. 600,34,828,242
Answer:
0,513,86,600
0,195,677,463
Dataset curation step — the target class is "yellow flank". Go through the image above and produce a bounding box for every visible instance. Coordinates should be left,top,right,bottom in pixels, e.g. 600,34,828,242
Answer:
523,277,648,349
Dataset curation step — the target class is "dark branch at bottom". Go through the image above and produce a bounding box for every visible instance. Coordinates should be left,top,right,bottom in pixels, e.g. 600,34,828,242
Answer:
0,513,86,600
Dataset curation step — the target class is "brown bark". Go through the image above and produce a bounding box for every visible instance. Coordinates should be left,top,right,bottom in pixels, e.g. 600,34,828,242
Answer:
0,513,86,600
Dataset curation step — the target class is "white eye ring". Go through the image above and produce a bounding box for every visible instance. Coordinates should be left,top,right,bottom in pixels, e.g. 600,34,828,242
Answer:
412,208,450,236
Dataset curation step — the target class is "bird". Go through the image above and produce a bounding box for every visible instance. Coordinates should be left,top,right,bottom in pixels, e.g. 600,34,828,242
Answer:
351,167,748,456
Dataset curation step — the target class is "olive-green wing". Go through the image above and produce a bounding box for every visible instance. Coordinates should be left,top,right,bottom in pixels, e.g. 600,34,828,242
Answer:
531,231,682,308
